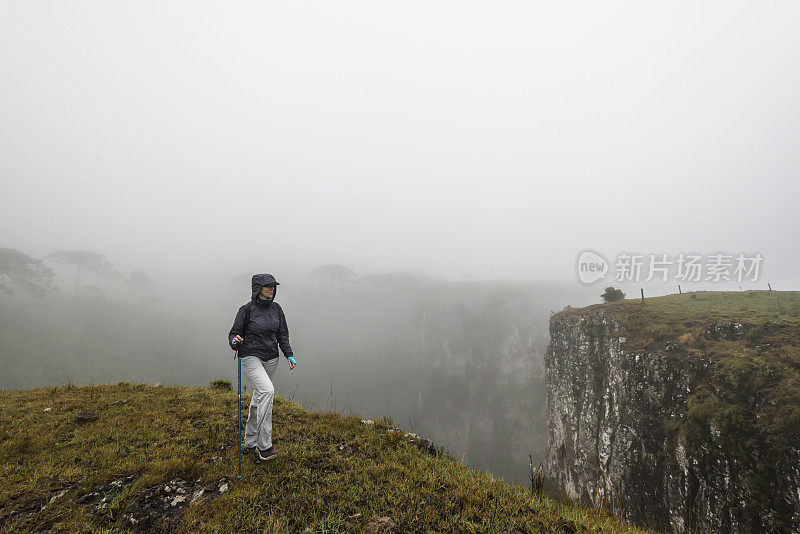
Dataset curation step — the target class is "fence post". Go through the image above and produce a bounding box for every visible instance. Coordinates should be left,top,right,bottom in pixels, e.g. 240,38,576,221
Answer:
640,288,644,303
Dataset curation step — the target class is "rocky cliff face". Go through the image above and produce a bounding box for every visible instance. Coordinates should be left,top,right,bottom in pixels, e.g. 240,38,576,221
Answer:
415,296,550,484
545,307,800,533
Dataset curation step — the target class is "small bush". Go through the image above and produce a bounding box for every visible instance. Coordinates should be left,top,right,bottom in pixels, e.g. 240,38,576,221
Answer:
529,455,544,497
601,286,625,303
209,379,232,391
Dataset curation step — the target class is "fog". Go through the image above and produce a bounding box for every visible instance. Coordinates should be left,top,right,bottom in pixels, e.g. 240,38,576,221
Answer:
0,272,598,484
2,1,800,485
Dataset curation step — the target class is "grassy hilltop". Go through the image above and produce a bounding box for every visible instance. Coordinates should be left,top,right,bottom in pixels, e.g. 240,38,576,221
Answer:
0,383,646,533
562,289,800,351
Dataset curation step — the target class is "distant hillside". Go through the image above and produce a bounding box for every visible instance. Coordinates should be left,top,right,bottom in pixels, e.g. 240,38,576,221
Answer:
547,290,800,532
0,383,646,533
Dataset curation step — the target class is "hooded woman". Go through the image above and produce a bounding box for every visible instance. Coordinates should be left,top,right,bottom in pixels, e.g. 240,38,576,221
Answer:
228,273,296,461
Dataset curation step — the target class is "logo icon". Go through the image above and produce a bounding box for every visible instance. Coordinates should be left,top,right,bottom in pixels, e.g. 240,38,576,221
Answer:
576,249,609,284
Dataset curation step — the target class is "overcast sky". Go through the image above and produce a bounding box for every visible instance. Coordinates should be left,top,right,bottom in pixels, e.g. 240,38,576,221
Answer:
2,1,799,287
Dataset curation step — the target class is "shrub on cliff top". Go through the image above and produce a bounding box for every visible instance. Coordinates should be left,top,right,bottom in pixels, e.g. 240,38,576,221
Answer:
601,287,626,303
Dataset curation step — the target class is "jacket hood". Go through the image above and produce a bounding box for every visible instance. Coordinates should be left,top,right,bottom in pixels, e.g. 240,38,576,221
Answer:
251,273,280,305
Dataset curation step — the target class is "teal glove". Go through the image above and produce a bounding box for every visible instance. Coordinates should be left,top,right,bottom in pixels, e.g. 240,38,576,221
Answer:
287,356,296,365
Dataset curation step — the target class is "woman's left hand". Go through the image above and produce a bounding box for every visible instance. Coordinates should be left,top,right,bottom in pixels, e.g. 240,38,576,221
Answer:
287,356,296,370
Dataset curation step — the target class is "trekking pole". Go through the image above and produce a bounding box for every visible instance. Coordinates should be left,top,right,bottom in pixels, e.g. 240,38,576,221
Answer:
235,347,242,479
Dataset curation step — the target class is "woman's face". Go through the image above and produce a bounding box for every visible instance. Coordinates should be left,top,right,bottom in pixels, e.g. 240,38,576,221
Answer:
259,285,275,298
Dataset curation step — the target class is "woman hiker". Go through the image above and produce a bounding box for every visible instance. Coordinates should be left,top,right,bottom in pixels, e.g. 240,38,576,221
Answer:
228,273,296,461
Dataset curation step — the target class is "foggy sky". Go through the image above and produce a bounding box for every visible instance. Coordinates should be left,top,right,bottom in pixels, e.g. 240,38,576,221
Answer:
2,1,799,286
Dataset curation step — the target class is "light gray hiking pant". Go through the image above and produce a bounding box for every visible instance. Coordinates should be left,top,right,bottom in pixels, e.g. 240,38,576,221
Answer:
241,355,280,450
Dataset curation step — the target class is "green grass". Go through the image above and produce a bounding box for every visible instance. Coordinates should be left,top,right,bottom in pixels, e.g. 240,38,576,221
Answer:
0,383,648,533
560,290,800,351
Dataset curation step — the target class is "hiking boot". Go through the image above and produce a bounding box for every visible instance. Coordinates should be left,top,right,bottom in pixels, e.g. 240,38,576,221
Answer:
255,446,277,461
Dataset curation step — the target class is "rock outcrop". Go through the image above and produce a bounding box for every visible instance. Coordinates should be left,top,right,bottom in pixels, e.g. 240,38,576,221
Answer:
545,307,800,533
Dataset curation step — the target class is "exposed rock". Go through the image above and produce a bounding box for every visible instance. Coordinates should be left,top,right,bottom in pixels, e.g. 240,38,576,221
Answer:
120,477,229,531
75,475,138,505
545,309,800,533
72,475,230,531
404,432,437,456
74,411,99,423
359,420,438,456
337,443,355,456
363,515,395,532
48,489,68,505
704,321,746,341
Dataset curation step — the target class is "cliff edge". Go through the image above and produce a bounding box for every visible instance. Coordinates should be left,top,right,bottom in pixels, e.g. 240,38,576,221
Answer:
545,290,800,533
0,382,646,533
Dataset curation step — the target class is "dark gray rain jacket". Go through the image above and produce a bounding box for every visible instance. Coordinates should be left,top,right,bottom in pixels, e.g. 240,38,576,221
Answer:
228,273,293,361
